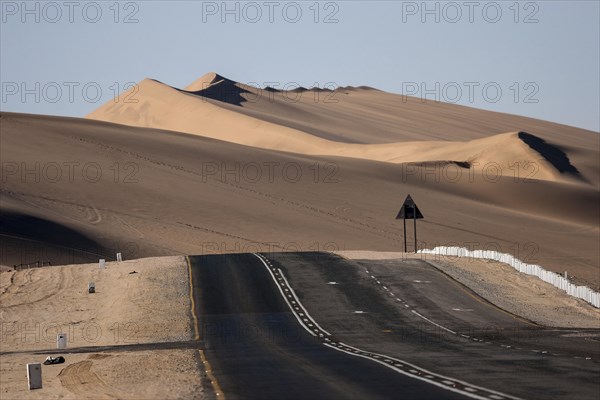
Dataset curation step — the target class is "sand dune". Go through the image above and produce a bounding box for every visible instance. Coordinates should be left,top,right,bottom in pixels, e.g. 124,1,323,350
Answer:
1,111,598,290
87,74,598,185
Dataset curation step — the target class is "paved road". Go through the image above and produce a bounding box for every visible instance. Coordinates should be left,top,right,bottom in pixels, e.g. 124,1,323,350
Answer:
188,254,524,400
268,252,600,400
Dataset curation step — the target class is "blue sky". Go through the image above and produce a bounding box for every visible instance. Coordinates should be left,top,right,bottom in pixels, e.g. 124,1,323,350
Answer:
1,1,599,131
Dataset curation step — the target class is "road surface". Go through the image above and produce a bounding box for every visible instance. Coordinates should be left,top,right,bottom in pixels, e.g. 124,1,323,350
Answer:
188,253,567,399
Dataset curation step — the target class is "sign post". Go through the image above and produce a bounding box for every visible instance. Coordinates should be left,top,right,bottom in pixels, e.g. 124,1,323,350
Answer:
395,195,424,253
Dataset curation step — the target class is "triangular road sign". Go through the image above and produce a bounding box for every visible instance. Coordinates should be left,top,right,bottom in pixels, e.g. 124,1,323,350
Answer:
395,195,424,219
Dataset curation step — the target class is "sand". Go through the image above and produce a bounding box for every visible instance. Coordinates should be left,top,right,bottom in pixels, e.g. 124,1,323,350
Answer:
337,251,600,328
1,72,599,292
0,257,205,399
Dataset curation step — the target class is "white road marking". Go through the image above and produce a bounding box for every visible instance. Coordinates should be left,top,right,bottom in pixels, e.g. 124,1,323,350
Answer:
411,310,456,334
275,266,332,336
326,343,518,400
253,254,317,337
252,253,333,337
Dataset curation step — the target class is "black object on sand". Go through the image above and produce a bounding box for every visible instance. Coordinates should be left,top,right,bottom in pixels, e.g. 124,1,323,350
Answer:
43,356,65,365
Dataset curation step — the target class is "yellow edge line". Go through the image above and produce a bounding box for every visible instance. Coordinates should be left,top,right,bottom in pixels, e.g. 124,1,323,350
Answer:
198,349,225,398
186,256,225,399
186,256,200,341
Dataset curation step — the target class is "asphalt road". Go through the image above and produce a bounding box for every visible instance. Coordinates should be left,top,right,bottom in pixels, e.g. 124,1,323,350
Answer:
268,252,600,400
188,253,532,399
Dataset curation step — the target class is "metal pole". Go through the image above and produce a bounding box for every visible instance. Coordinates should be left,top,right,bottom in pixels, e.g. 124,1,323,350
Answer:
413,206,417,252
403,214,407,253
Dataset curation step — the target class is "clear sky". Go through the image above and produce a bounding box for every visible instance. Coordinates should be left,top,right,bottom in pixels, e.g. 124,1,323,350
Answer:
1,1,599,132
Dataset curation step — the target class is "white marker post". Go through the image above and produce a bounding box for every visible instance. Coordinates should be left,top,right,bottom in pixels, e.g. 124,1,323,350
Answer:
99,259,106,269
26,363,42,390
57,333,67,349
116,252,122,262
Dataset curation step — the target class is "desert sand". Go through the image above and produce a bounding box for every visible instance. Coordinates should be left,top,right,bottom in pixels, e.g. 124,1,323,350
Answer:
0,257,204,399
2,72,599,395
1,72,599,291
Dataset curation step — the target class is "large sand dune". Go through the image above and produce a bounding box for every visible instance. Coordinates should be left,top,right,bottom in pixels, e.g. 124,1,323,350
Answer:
1,105,598,288
87,73,599,185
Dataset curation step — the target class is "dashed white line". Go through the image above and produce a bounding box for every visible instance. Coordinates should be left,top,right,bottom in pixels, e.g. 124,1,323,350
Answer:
276,266,332,336
337,342,522,400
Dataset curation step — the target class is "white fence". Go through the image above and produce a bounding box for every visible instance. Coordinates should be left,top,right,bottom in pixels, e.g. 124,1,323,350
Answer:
417,246,600,309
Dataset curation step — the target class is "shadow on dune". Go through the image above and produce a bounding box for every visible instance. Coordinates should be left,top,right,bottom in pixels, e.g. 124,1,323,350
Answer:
518,132,580,176
0,211,109,267
180,74,250,106
179,73,342,107
406,161,471,169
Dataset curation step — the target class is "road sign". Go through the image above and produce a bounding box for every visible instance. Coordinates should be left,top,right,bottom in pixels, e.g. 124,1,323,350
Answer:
395,195,424,220
395,195,424,253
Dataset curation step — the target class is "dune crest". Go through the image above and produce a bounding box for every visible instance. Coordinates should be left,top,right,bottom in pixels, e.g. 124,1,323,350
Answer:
185,71,231,92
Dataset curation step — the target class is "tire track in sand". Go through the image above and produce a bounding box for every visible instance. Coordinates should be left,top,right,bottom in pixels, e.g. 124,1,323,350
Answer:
58,360,122,398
